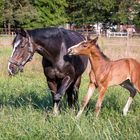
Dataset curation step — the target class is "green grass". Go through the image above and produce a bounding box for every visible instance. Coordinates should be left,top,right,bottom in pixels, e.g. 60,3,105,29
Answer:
0,46,140,140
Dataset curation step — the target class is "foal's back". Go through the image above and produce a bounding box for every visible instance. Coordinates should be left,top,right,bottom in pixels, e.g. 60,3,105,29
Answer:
108,58,140,88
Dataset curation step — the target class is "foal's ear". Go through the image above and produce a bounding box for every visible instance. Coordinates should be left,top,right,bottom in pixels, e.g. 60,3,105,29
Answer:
90,37,98,44
86,34,91,41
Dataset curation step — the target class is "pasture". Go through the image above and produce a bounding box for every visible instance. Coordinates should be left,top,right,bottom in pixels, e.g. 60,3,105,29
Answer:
0,36,140,140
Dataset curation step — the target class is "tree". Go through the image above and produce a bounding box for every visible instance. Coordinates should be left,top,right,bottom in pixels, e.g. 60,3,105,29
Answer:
132,1,140,28
13,0,38,28
66,0,139,27
66,0,117,25
0,0,38,33
0,0,68,31
32,0,68,27
116,0,134,24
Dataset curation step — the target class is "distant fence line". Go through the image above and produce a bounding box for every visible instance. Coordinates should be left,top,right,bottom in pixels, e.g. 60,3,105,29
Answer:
107,32,127,38
0,31,140,48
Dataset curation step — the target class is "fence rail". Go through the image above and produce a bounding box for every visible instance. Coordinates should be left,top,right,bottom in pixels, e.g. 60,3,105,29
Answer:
107,32,127,38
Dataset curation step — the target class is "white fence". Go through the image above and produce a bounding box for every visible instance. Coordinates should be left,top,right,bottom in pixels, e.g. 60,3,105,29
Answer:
107,31,140,38
107,32,127,38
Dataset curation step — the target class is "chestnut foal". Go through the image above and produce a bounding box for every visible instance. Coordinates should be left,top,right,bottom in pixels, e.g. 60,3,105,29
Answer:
68,37,140,117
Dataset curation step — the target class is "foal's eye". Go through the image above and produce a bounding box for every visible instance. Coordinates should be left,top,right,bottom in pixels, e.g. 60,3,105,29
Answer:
83,45,87,48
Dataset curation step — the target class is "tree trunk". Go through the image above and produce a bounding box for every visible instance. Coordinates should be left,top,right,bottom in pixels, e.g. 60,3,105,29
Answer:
4,22,7,34
8,22,11,35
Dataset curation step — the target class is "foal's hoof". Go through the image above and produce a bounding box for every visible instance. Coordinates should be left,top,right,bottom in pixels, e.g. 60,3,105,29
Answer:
75,110,83,119
122,111,127,116
53,110,60,116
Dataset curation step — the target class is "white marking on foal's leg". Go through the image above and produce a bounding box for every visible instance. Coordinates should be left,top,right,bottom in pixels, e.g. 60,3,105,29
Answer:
123,97,133,116
76,84,95,118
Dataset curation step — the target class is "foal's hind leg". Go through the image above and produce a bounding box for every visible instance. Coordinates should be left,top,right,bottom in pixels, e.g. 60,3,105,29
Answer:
121,80,137,116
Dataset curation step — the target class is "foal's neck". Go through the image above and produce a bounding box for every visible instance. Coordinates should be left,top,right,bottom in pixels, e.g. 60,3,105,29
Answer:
89,47,109,72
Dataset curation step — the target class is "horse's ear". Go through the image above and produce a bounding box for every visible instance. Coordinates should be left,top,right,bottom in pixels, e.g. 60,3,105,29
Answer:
14,28,19,35
19,29,28,37
15,28,29,38
90,36,98,44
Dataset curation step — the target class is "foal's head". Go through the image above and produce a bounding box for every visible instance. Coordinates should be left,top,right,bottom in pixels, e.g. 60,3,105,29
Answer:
68,37,98,56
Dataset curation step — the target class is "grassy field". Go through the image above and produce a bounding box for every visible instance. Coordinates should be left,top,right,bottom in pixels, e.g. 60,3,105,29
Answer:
0,37,140,140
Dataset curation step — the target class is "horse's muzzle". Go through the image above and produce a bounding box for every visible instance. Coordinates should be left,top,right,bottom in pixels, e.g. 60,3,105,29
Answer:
8,62,21,76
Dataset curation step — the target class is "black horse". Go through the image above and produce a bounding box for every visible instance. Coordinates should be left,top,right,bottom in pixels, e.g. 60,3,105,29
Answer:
8,27,88,114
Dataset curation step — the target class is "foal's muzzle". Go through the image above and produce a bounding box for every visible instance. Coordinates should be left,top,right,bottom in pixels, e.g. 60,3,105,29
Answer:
67,48,73,55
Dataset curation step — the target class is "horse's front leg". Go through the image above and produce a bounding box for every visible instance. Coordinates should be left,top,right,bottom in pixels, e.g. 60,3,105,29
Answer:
53,76,72,115
77,71,96,118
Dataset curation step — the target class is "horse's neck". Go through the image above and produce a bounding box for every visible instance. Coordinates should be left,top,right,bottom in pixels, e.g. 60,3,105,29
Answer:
34,37,66,66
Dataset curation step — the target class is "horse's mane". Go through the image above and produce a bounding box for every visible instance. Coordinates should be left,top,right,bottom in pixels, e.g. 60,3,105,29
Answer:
28,27,62,39
95,44,110,60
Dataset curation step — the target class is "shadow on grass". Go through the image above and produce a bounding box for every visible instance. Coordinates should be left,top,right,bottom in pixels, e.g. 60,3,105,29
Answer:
0,90,78,113
0,88,137,115
84,93,126,115
0,91,53,111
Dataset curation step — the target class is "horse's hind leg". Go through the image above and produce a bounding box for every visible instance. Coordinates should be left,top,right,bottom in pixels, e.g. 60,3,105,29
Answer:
121,80,137,116
46,78,58,114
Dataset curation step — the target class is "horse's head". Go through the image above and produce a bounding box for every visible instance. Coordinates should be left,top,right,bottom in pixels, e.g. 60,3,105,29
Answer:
68,37,98,56
8,29,34,76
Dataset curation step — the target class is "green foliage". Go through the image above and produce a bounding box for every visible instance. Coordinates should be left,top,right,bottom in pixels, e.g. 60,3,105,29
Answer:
32,0,68,27
66,0,140,27
116,0,134,24
0,0,140,29
133,1,140,28
13,0,38,28
0,0,38,29
0,0,4,26
0,0,68,29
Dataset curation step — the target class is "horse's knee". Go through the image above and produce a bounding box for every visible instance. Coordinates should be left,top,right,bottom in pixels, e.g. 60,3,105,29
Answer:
54,94,61,102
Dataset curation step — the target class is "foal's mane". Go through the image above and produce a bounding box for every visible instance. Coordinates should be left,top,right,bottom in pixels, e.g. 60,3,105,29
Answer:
95,44,110,60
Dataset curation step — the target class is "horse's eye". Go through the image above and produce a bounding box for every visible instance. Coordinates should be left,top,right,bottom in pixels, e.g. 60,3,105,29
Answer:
21,45,24,48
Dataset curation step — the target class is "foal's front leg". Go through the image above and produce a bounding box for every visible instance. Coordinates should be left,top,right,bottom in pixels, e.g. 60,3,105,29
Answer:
95,85,107,117
77,71,96,118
